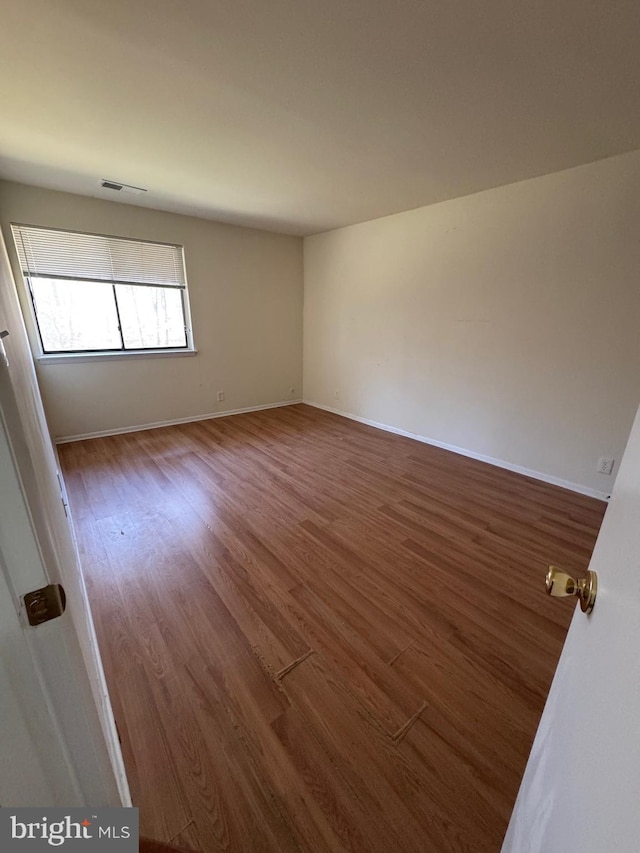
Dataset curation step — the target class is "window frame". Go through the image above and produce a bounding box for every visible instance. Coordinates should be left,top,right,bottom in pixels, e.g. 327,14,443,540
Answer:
12,224,196,360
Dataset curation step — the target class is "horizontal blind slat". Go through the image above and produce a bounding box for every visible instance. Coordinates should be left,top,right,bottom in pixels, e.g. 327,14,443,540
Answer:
11,224,185,287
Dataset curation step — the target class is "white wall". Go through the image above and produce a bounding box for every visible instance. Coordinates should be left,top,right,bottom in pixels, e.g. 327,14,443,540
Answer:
303,151,640,497
0,181,303,439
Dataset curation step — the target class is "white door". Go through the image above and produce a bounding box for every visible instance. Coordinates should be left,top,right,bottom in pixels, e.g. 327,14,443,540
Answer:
0,230,129,807
502,402,640,852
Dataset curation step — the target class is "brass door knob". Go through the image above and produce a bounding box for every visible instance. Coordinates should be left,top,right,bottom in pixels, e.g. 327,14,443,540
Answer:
546,566,597,613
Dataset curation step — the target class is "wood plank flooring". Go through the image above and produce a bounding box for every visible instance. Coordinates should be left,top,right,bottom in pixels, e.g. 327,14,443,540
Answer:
58,404,606,852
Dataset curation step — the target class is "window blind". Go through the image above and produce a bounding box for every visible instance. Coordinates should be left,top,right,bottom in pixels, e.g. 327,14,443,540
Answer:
11,224,186,288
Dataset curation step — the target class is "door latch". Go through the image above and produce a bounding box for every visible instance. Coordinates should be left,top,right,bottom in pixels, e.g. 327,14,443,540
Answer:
23,583,67,626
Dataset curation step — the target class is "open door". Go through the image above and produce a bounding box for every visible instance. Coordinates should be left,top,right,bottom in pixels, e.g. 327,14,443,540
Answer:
0,229,129,806
502,403,640,852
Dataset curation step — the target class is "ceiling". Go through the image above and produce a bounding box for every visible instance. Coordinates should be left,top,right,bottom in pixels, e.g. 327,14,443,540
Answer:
1,0,640,236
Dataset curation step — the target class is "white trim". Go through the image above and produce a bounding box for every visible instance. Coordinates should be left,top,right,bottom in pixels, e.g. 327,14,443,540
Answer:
55,399,303,444
38,349,197,365
304,400,610,503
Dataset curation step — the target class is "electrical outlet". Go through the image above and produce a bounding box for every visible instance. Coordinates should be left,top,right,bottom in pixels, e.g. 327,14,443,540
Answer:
596,457,614,475
335,391,340,400
217,391,225,402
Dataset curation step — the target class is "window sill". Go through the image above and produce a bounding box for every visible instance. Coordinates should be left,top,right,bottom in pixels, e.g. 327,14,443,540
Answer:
36,349,198,365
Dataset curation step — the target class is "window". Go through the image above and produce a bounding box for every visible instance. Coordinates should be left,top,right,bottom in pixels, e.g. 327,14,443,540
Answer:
11,224,193,356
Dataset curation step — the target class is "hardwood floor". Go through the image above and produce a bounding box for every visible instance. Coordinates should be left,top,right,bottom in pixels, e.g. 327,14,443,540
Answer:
58,404,606,852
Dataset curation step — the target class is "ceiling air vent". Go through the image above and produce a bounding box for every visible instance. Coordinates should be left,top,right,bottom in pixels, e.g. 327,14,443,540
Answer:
100,179,147,195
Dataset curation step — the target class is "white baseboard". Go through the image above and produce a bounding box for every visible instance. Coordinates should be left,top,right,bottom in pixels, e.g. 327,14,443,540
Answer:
55,400,303,444
304,400,610,502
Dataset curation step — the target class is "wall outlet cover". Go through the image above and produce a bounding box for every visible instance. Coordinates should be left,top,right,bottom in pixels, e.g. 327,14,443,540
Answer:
597,457,614,475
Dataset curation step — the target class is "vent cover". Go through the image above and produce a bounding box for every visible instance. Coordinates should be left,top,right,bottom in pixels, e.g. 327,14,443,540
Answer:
100,179,147,195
